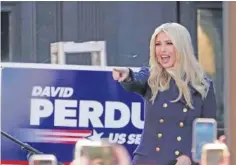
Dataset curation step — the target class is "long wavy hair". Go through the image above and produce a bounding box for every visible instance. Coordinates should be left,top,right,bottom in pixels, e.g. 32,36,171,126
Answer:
148,23,209,109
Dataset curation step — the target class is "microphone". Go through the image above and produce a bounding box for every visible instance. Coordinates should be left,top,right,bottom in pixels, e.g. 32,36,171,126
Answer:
1,130,64,165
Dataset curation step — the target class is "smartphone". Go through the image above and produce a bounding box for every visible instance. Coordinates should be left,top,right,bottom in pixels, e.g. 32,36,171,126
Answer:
192,118,217,163
74,139,114,165
201,143,229,165
74,139,131,165
29,154,57,165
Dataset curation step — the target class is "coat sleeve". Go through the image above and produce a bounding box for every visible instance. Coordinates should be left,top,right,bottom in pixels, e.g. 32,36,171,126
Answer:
120,67,149,96
201,79,217,119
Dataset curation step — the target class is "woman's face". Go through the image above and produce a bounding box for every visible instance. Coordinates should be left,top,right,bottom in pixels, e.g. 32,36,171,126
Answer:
155,31,177,69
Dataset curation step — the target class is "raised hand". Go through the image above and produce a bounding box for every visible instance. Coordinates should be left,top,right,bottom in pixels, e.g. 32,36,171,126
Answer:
112,68,130,82
175,155,192,165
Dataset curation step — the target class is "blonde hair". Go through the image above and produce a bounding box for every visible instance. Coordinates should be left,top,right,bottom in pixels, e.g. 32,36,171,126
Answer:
148,23,209,109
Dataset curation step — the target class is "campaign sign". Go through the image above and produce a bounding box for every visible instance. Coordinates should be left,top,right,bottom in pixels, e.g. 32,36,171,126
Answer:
1,63,144,165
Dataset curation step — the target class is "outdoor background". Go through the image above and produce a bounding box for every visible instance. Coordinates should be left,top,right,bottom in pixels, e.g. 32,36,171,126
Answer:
1,1,224,133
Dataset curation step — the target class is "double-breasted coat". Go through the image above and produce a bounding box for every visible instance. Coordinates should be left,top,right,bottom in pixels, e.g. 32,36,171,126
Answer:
120,67,217,165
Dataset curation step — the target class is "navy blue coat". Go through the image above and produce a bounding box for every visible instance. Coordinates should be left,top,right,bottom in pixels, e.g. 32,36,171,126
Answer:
120,67,217,165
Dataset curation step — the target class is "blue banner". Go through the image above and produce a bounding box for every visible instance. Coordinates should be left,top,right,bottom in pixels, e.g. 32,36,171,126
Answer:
1,63,144,164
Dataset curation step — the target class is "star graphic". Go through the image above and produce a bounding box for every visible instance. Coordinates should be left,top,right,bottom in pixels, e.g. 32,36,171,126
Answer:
87,129,104,141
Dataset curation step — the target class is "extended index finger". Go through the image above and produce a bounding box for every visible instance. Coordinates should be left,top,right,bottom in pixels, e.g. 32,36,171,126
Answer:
113,68,121,72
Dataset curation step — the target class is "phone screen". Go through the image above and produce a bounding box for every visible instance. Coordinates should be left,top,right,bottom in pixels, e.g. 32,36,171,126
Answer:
193,122,216,162
206,149,224,165
78,146,115,165
32,160,54,165
29,155,57,165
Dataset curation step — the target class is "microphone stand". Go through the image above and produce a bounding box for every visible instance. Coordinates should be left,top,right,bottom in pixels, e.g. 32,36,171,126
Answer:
1,130,64,165
1,130,43,154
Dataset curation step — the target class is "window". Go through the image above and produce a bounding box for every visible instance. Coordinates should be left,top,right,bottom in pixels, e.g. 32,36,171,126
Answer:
197,9,224,125
1,12,10,62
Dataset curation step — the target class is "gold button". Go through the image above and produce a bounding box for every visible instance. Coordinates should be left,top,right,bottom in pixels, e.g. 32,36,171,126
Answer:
175,150,180,156
157,133,162,138
155,147,160,152
183,108,188,112
177,136,182,141
163,103,168,108
179,122,184,127
159,119,164,123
